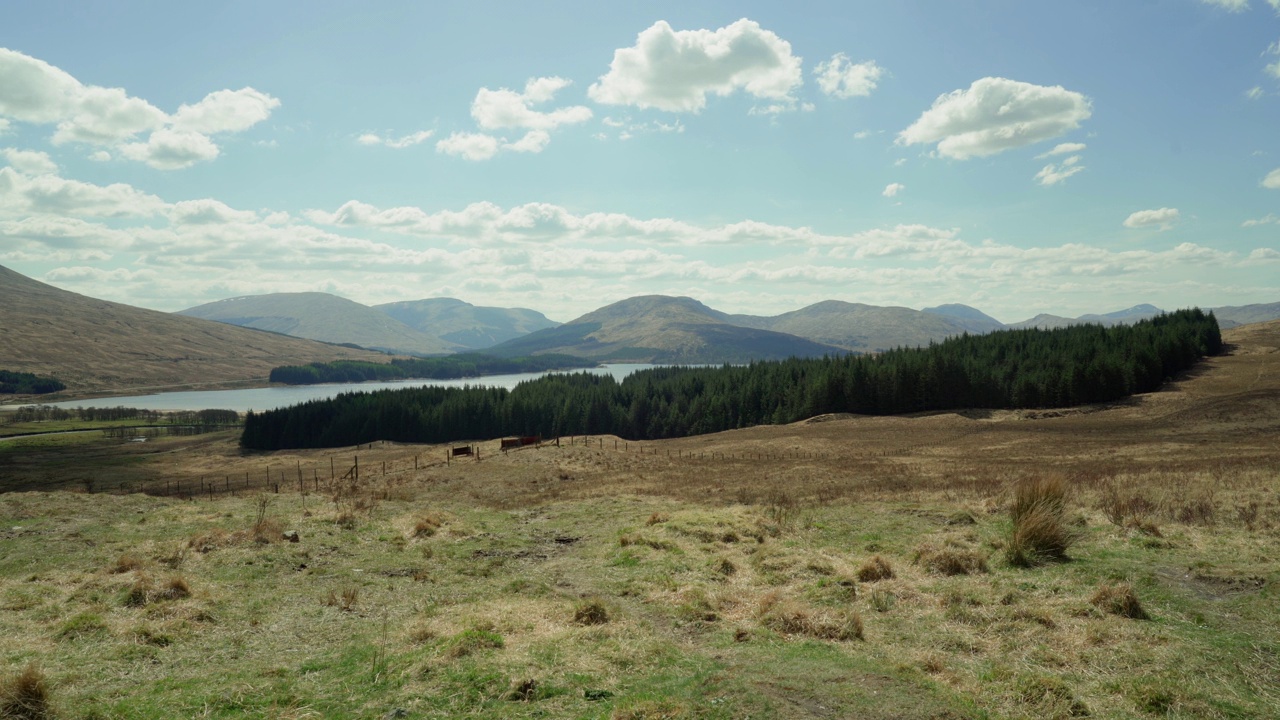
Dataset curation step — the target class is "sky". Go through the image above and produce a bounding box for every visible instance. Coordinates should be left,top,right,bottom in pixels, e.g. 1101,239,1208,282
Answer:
0,1,1278,324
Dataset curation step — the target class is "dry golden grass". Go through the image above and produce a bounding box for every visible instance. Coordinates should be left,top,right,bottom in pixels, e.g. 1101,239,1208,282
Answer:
0,663,51,720
1090,582,1148,620
0,321,1276,718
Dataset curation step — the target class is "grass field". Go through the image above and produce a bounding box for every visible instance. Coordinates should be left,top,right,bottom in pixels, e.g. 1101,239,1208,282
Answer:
1,321,1276,719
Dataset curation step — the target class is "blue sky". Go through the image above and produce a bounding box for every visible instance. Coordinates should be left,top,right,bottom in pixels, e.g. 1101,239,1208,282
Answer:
1,1,1277,323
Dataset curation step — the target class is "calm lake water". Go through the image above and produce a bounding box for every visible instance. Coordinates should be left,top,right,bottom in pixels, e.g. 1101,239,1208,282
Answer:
25,364,659,413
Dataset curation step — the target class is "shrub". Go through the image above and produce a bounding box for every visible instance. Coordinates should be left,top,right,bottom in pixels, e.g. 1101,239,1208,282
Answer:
1090,582,1148,620
1007,476,1075,567
0,663,51,720
856,555,894,582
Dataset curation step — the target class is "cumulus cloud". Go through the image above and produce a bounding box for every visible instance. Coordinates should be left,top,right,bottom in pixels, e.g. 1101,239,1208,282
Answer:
882,183,905,198
813,53,883,99
170,88,280,134
0,47,278,169
1123,207,1180,230
471,77,592,130
119,128,219,170
588,19,803,113
435,132,501,161
168,199,258,225
1,147,57,175
357,130,434,148
1035,155,1085,186
1263,167,1280,188
1242,213,1278,227
0,166,165,217
897,77,1092,159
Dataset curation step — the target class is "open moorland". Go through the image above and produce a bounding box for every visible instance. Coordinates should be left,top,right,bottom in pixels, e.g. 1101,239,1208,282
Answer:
0,321,1277,719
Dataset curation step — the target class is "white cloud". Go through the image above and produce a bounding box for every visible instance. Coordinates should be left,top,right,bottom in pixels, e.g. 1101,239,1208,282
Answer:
0,119,10,135
1035,155,1085,186
1264,167,1280,188
1,147,57,175
588,19,803,113
50,85,167,145
119,128,220,170
0,166,165,217
88,150,110,162
435,132,501,161
0,215,134,249
1036,142,1086,158
0,47,277,169
472,77,592,130
1200,0,1249,11
171,88,280,134
1246,86,1265,100
1243,213,1278,227
897,77,1092,159
168,199,258,225
1123,207,1180,230
813,53,883,99
504,130,551,154
1250,248,1280,261
882,183,905,198
357,130,434,148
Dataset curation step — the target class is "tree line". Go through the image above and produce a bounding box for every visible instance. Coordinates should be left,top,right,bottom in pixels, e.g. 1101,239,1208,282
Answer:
268,354,598,385
241,309,1221,451
0,370,65,394
6,405,239,425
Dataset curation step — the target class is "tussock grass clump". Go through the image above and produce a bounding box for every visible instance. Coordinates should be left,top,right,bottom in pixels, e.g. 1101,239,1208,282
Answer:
914,543,988,576
323,586,360,612
1090,582,1148,619
445,627,504,658
573,597,610,625
55,612,107,641
161,575,190,600
412,511,447,538
856,555,894,582
757,594,864,641
1007,476,1075,567
111,553,144,574
645,512,669,526
0,663,52,720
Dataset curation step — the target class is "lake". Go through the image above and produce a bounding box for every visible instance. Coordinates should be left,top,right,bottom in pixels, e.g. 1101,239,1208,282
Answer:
22,364,659,413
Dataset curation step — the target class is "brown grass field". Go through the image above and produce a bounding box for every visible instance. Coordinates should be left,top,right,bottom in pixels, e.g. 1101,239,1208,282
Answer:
0,320,1276,718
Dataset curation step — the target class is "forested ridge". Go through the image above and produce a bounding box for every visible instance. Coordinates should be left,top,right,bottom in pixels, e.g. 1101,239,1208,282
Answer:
242,309,1221,450
0,370,65,394
268,354,597,385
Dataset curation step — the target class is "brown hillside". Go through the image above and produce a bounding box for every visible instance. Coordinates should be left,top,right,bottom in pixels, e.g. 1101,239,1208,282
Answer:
0,265,388,396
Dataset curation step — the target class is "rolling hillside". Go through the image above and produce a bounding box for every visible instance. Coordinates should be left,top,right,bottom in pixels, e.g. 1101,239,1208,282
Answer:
180,292,458,356
0,265,388,395
729,301,977,352
375,297,558,350
487,295,844,362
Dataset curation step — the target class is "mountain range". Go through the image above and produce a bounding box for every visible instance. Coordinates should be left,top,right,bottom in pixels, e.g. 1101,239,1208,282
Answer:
5,261,1280,393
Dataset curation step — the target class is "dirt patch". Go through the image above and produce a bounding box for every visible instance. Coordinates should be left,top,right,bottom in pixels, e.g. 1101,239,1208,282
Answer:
1158,567,1267,601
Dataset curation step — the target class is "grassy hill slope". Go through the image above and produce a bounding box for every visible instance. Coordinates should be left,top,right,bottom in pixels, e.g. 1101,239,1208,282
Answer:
180,292,458,356
488,295,843,362
0,265,388,396
375,297,558,350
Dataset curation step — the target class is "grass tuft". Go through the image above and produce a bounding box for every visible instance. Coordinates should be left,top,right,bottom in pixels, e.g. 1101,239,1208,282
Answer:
914,543,988,576
573,597,610,625
0,663,52,720
856,555,895,582
1007,475,1075,567
111,553,144,574
1090,582,1148,620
